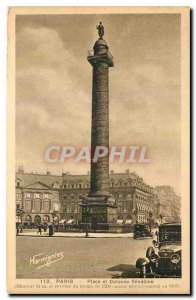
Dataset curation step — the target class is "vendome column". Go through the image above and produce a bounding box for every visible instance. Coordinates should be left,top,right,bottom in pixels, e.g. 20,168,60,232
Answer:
81,23,117,231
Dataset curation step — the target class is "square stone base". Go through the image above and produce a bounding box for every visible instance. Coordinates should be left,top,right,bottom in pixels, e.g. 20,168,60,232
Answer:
81,205,117,231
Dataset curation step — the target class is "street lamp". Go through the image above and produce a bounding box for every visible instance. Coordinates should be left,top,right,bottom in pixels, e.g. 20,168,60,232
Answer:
85,206,90,237
51,210,57,224
133,209,138,224
159,214,163,224
148,211,153,233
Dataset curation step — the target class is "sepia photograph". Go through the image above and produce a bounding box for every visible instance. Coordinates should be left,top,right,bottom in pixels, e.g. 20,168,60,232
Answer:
7,6,190,294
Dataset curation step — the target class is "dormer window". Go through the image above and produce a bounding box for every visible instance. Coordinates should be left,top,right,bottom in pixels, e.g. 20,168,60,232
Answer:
16,181,20,187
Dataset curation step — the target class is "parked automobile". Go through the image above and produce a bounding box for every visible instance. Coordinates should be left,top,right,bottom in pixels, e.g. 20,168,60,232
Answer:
134,224,153,239
136,223,181,278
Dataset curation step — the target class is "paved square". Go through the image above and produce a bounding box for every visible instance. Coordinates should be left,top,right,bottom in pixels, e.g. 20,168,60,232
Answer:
16,236,153,278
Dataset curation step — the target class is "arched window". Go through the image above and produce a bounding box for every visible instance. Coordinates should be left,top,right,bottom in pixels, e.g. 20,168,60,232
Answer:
34,215,41,224
25,215,32,222
54,216,59,224
43,215,50,222
16,179,21,188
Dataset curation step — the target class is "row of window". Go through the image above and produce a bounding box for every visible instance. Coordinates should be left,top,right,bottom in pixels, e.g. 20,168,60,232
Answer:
16,178,153,193
25,201,50,212
62,203,81,213
62,181,153,192
17,200,142,213
62,193,132,201
63,183,89,189
16,192,140,202
62,194,83,200
18,202,134,214
117,201,133,212
24,214,58,223
16,192,50,199
16,202,59,213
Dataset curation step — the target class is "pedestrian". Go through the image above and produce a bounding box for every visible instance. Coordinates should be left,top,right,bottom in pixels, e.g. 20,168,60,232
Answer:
85,226,89,238
16,226,19,236
43,223,47,232
37,224,42,235
20,226,23,233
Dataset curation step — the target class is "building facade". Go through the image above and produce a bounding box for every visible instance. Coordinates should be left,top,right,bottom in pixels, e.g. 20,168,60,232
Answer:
154,186,181,223
16,171,61,224
15,169,181,225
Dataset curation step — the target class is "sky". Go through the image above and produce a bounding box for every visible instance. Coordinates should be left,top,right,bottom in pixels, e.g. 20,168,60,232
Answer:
16,13,181,194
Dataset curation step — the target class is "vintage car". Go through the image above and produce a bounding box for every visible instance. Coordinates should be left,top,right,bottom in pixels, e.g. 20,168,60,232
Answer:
136,223,181,278
134,224,153,239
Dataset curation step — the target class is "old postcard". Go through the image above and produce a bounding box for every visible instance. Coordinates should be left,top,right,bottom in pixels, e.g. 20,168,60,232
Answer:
7,6,190,294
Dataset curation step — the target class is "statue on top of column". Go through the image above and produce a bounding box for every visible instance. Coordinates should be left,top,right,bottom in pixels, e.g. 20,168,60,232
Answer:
96,22,104,38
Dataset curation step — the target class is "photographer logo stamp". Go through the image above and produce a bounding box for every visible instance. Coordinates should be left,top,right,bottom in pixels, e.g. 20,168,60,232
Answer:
30,252,64,269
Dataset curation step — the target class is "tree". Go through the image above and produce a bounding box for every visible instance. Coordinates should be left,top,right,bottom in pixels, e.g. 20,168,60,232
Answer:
16,208,25,224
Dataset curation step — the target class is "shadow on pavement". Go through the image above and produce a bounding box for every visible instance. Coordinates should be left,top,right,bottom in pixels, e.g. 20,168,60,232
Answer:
107,264,139,278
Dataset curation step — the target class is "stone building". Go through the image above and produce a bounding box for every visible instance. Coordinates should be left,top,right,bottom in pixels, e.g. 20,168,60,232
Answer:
16,169,154,225
16,170,61,224
15,169,180,226
154,186,181,223
60,170,154,224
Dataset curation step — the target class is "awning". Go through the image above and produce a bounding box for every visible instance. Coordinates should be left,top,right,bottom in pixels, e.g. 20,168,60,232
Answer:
117,219,123,225
125,219,132,224
59,219,67,224
67,219,74,224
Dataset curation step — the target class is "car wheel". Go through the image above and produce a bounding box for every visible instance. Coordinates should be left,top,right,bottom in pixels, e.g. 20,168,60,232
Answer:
146,246,155,259
140,265,147,278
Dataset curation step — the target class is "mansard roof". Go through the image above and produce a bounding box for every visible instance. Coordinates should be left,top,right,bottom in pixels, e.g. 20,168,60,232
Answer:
16,171,138,186
15,170,154,194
